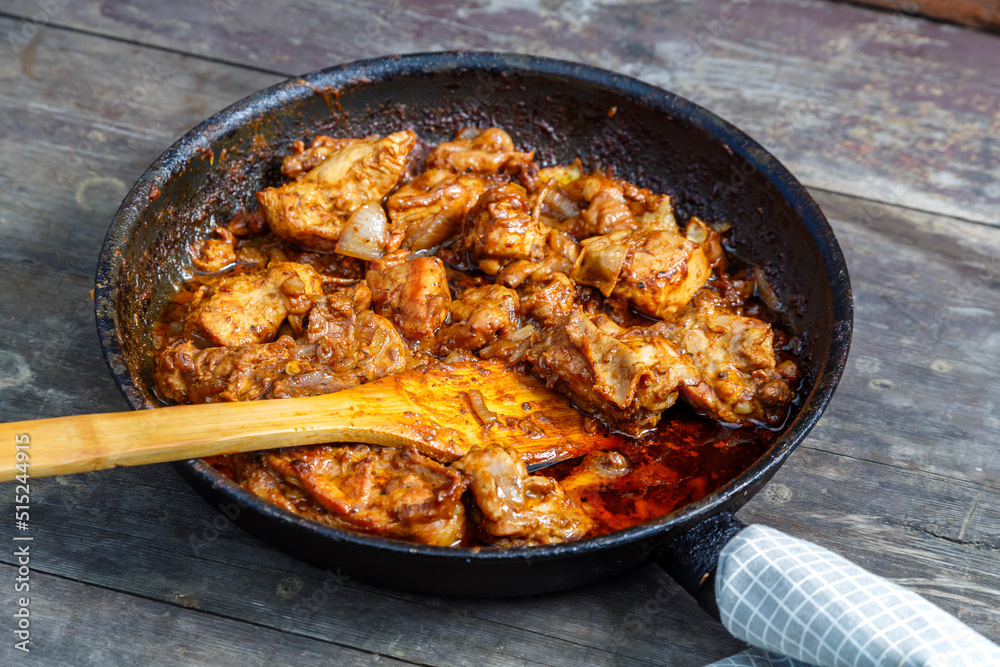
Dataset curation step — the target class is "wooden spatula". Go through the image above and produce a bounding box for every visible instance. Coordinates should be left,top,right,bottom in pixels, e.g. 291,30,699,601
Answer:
0,361,613,482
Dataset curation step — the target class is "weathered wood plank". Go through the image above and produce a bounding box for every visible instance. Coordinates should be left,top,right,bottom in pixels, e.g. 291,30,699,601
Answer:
3,0,999,225
1,9,999,665
807,188,1000,488
0,564,413,666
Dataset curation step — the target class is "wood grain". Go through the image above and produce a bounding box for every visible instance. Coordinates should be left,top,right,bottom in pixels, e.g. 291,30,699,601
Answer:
0,564,411,666
3,0,999,226
0,3,998,664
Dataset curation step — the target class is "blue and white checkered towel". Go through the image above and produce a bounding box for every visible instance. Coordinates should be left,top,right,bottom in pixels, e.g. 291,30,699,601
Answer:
706,525,1000,666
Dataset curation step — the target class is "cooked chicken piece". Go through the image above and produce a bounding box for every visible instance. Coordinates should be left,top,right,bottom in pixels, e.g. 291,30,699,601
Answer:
525,325,654,435
426,127,533,175
231,453,338,522
518,272,577,328
614,229,712,321
185,262,324,347
464,183,548,275
565,309,703,417
262,445,468,547
454,445,593,546
572,228,710,321
436,285,520,354
654,293,796,424
306,284,416,383
155,335,312,404
226,210,268,236
281,136,362,180
525,307,708,436
385,168,492,251
257,131,416,251
685,216,727,271
189,227,237,272
573,173,635,236
545,173,678,240
304,283,372,367
495,227,580,289
366,253,451,343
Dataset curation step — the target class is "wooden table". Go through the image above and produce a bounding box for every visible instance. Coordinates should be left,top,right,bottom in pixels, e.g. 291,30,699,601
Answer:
1,1,998,664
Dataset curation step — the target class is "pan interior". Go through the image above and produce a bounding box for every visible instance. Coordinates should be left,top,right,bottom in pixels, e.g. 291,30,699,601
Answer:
96,54,849,582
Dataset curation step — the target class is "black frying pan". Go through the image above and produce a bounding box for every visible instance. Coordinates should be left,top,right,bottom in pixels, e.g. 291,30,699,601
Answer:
94,52,852,613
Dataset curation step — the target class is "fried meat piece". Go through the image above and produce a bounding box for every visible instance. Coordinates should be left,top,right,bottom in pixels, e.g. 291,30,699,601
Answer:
525,326,656,436
426,127,533,175
525,308,707,436
654,293,797,424
454,445,593,546
464,183,547,275
230,453,335,522
189,227,237,273
257,131,416,251
385,168,492,251
549,173,678,240
564,309,702,416
262,445,468,547
155,335,312,404
281,136,362,180
436,285,520,354
185,262,324,347
572,228,710,321
306,283,416,384
366,253,451,343
518,272,577,328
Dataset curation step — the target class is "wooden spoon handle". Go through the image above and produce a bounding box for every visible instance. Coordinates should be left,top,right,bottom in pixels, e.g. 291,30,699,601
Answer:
0,383,419,482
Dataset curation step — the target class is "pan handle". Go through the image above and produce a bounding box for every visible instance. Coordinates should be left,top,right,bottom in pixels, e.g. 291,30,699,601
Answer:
654,516,1000,665
654,511,746,621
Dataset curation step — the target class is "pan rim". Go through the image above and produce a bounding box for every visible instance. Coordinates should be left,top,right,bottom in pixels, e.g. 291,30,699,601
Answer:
95,50,853,565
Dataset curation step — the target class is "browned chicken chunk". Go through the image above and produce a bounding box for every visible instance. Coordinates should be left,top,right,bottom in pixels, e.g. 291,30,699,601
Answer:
454,445,593,546
185,262,324,347
281,136,362,180
655,292,796,424
436,285,520,354
385,168,492,251
257,131,415,251
573,228,710,321
305,284,416,386
155,335,309,404
564,309,703,418
189,227,237,272
258,445,468,547
519,272,577,327
366,253,451,342
464,183,548,275
551,173,677,240
426,127,533,175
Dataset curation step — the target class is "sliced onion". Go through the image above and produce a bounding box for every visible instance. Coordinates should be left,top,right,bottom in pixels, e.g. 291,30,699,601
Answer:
335,202,388,260
455,127,482,140
466,390,498,425
545,187,579,219
753,264,782,311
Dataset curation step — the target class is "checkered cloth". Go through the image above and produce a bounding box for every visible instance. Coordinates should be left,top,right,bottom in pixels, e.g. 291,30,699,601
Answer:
705,525,1000,667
